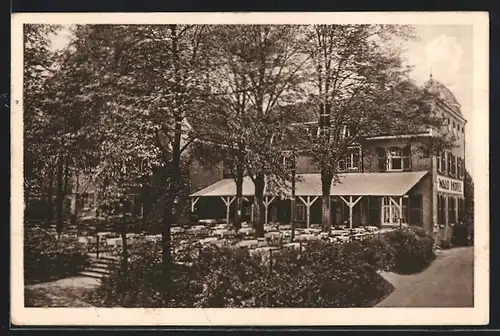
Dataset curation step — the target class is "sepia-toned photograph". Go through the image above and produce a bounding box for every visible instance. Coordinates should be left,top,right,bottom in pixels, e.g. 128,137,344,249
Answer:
11,12,489,326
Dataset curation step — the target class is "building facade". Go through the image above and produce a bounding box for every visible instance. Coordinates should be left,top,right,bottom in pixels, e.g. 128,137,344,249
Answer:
190,78,467,237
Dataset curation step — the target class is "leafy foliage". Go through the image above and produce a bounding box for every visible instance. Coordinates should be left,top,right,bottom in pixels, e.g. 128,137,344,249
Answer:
88,235,407,308
384,226,436,274
24,227,89,284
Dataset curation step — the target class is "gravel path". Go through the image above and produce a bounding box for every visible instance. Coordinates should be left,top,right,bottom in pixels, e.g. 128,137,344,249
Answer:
376,247,474,307
25,276,100,307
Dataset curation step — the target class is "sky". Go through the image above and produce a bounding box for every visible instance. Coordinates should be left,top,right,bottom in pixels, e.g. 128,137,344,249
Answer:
402,25,473,174
48,24,474,174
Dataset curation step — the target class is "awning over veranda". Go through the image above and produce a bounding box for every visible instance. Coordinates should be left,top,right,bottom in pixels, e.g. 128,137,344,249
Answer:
189,171,428,198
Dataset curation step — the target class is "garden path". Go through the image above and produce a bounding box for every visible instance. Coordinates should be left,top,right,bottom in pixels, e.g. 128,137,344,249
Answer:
376,246,474,307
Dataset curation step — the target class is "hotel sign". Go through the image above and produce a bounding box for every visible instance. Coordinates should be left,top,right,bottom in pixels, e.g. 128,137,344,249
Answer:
437,175,464,195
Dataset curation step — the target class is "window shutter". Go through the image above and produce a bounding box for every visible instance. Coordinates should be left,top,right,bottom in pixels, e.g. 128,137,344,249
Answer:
403,145,411,171
375,147,386,171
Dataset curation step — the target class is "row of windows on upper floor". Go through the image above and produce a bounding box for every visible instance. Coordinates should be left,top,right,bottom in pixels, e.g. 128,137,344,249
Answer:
277,145,464,176
437,151,465,179
223,145,415,177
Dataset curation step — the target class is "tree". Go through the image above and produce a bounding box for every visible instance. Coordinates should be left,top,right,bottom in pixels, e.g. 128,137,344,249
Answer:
302,24,455,232
463,169,474,228
60,24,216,297
200,25,309,237
23,24,62,225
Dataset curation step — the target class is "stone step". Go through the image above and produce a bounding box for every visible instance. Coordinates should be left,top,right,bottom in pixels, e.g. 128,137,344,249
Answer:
86,266,111,274
79,270,107,279
89,260,115,268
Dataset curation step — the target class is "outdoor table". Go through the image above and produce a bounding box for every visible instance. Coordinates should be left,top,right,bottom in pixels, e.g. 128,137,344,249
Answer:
213,229,235,238
106,237,123,247
199,219,217,224
264,225,278,232
331,229,349,236
277,224,291,231
97,231,114,237
264,231,281,239
239,227,255,236
295,234,318,241
213,224,228,230
78,236,89,244
284,242,301,250
337,236,351,242
236,239,258,248
199,237,219,245
304,228,322,234
257,238,267,247
171,227,186,234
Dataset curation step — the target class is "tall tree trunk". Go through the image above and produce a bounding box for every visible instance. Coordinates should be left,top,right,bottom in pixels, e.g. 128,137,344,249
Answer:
253,173,266,238
290,157,296,241
120,211,128,273
321,171,333,232
73,170,80,235
233,164,244,231
55,155,65,235
44,168,54,229
161,24,182,301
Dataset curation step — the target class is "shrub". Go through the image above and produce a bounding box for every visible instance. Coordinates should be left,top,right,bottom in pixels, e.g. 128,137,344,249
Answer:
384,227,435,274
89,239,201,307
24,227,90,284
90,237,394,308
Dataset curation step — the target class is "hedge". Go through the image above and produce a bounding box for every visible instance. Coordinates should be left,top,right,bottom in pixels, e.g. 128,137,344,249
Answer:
88,226,436,307
24,227,90,284
89,238,394,308
384,226,436,274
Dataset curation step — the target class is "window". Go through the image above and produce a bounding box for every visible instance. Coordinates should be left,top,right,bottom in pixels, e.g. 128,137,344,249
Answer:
409,195,423,226
382,196,408,225
438,195,446,225
441,152,447,174
449,197,456,224
388,147,402,170
457,158,462,178
450,154,456,176
387,146,411,171
295,202,307,221
305,125,319,140
447,152,452,176
79,192,94,210
376,147,386,171
437,152,442,172
345,147,360,169
341,124,351,139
